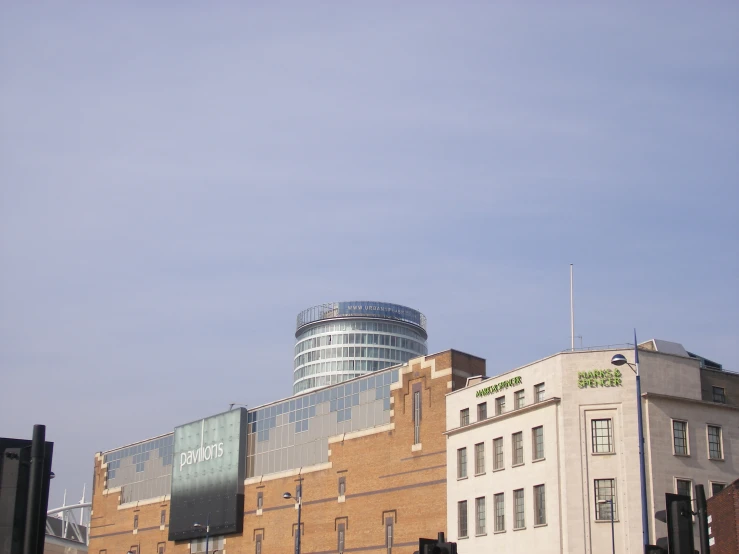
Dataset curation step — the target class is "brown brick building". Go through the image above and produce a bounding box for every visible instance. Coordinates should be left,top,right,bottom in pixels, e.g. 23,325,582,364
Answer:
89,350,485,554
707,479,739,554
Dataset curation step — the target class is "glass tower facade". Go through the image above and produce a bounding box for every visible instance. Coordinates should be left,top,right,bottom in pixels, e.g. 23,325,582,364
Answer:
294,301,428,394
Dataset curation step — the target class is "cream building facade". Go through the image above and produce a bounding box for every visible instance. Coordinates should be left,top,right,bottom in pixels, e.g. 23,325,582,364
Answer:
445,340,738,554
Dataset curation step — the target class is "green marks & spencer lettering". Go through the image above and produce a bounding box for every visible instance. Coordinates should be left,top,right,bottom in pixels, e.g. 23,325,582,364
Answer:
578,369,622,389
476,376,523,398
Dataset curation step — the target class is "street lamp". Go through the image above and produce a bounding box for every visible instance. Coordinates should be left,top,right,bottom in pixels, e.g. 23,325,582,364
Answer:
611,330,649,552
283,487,302,554
193,514,210,554
597,499,616,554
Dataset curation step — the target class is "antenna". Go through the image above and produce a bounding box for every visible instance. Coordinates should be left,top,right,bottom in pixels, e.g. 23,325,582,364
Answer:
570,264,575,352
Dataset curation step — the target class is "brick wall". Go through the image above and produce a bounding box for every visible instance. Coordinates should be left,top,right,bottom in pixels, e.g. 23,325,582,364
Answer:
89,350,485,554
706,479,739,554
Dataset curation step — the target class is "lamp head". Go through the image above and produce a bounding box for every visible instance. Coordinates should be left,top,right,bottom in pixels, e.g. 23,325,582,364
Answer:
283,492,292,499
611,354,628,367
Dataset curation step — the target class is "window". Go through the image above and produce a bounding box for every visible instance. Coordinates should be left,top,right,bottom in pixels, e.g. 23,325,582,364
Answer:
475,443,485,475
514,390,525,409
534,383,545,403
711,482,725,496
457,448,467,478
475,497,486,535
707,426,723,459
513,489,525,529
458,501,468,538
494,493,505,532
512,432,524,465
676,479,692,499
712,386,726,403
493,438,504,470
257,492,263,509
338,476,346,496
338,523,346,553
413,390,421,444
192,537,224,554
133,515,138,529
157,543,165,554
130,547,138,554
255,535,262,554
160,510,166,525
532,426,544,460
385,517,393,552
672,420,689,455
460,408,470,427
495,396,505,415
594,479,617,520
534,485,546,525
592,419,614,454
477,402,487,421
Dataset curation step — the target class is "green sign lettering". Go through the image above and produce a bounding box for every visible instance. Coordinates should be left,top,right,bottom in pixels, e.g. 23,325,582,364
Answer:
476,375,523,398
577,369,623,389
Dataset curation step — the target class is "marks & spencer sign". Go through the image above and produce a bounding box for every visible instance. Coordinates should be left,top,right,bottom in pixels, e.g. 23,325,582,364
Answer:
578,369,623,389
476,376,522,398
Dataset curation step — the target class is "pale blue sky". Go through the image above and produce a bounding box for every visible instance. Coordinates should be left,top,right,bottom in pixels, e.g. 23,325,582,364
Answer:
1,2,737,508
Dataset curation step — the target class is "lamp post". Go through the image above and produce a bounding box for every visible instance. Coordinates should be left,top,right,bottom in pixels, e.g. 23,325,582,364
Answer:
283,486,302,554
193,513,210,554
611,330,649,552
597,499,616,554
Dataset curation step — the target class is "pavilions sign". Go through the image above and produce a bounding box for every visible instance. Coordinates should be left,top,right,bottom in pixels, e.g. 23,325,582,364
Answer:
168,408,247,541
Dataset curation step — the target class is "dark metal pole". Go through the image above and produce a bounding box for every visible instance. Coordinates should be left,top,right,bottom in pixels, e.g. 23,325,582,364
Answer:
695,485,710,554
634,332,650,552
296,487,302,554
205,513,210,554
610,499,615,554
23,425,46,554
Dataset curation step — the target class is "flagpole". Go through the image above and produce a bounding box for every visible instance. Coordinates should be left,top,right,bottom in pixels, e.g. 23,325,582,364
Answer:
570,264,575,351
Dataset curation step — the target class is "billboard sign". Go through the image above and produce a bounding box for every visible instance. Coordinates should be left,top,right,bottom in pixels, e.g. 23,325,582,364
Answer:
337,302,423,327
168,409,247,541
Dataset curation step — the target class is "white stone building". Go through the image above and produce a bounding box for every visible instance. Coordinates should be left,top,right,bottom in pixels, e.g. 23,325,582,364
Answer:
445,340,738,553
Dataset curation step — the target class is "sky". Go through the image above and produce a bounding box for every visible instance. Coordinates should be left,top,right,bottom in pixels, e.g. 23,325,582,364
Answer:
1,2,737,510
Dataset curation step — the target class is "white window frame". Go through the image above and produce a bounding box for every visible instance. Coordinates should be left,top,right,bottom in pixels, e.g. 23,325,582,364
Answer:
706,424,723,460
709,481,726,497
671,419,690,456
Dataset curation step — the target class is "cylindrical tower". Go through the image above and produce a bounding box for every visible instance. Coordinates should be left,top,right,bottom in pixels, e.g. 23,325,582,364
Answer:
293,301,428,395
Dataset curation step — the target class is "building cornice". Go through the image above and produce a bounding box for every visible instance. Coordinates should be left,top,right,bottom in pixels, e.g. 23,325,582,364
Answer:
643,392,739,411
444,397,561,437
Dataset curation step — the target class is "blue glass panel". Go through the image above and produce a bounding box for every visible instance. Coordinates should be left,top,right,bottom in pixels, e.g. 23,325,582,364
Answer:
352,381,360,394
345,408,351,420
330,399,337,412
330,388,338,400
384,397,391,411
376,386,383,400
338,397,345,410
360,379,368,392
368,376,375,389
353,394,359,407
392,370,399,383
309,405,316,417
289,411,295,423
384,372,391,385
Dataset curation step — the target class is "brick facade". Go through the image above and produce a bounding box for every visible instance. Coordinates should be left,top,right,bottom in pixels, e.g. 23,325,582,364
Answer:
706,479,739,554
89,350,485,554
